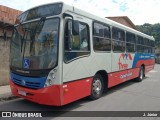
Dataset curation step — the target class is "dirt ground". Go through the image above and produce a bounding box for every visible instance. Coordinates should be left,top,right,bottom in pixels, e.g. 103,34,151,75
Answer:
0,40,10,86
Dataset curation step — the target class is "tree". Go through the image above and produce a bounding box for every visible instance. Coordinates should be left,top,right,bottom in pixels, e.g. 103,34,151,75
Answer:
136,23,160,47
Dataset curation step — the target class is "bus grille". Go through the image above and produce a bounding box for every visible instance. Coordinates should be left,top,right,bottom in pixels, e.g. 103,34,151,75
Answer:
13,78,41,89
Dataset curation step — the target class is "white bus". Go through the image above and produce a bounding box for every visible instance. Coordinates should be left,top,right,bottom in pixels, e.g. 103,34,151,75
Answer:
10,2,155,106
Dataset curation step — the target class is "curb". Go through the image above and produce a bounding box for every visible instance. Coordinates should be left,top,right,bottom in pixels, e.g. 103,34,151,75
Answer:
0,93,19,102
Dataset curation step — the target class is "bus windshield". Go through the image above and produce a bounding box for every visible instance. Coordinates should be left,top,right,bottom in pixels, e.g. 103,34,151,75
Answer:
10,18,59,70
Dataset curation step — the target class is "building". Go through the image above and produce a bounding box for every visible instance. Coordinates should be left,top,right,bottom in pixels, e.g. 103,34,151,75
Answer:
106,16,137,30
0,5,22,86
0,5,22,40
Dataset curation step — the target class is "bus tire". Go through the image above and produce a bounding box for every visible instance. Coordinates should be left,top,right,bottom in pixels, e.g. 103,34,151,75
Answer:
89,74,104,100
135,66,144,82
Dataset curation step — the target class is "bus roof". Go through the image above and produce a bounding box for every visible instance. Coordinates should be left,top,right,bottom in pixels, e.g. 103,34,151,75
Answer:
62,2,154,41
20,1,155,41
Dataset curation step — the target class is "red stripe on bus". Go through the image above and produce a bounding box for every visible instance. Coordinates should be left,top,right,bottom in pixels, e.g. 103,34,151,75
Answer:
108,68,139,88
145,65,154,73
136,59,155,67
62,77,93,105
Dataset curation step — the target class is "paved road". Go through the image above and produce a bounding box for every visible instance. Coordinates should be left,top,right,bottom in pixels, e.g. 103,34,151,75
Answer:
0,64,160,120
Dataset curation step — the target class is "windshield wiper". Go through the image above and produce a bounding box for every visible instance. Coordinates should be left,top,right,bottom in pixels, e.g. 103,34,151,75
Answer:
11,24,25,53
30,17,46,54
11,25,17,45
21,27,27,52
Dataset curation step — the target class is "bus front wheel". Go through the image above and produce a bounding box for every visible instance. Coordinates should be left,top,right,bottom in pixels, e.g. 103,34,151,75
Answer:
89,74,104,100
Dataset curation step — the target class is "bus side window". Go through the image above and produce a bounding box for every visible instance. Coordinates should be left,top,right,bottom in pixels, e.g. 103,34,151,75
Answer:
126,32,136,53
112,27,125,52
64,20,90,62
93,22,111,51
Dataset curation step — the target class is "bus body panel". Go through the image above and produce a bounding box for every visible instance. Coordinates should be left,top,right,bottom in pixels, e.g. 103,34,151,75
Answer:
63,53,112,83
108,67,139,88
111,53,134,72
62,77,93,105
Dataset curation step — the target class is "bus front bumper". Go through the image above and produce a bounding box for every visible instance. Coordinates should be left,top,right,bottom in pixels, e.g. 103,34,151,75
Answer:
9,80,62,106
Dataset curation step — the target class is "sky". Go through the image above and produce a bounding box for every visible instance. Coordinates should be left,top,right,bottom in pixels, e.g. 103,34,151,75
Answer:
0,0,160,25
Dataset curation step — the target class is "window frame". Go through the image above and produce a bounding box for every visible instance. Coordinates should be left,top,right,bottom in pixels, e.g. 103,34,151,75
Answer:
136,36,155,54
126,42,136,53
64,19,91,63
112,27,125,53
126,32,136,43
112,27,125,41
92,21,111,52
125,32,136,53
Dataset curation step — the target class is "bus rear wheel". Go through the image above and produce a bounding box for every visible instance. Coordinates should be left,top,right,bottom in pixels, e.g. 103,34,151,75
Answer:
135,66,144,82
89,74,104,100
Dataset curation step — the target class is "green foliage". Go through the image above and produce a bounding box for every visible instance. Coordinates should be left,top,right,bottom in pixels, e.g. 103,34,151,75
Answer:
136,23,160,47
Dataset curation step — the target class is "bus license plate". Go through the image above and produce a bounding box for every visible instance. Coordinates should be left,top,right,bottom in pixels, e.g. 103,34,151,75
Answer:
18,90,27,96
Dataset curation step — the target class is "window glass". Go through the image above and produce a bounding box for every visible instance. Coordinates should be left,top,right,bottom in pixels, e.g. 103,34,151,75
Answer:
93,23,104,37
151,47,155,53
112,40,125,52
137,36,144,44
93,37,111,51
11,18,59,69
126,43,135,52
126,32,136,43
16,3,63,23
144,46,149,53
112,27,125,41
64,20,90,62
93,22,111,51
79,23,89,51
149,40,152,47
104,25,110,38
151,41,155,47
137,45,144,53
144,38,149,46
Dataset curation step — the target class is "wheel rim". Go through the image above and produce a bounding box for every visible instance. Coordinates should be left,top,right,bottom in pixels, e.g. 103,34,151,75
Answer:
93,79,102,95
140,68,143,80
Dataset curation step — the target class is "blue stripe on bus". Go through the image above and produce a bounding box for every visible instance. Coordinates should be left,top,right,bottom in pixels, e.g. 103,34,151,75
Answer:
132,53,155,68
10,72,47,89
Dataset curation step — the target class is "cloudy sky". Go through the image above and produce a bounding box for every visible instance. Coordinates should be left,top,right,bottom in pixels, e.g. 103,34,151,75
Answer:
0,0,160,25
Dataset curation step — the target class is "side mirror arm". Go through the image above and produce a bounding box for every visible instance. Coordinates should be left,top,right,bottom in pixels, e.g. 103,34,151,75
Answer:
63,13,73,19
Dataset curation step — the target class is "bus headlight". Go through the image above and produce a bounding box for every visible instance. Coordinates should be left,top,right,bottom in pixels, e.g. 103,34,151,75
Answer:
44,69,57,87
44,79,52,87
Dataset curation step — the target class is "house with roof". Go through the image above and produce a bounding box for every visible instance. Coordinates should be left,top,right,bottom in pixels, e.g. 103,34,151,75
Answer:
106,16,137,30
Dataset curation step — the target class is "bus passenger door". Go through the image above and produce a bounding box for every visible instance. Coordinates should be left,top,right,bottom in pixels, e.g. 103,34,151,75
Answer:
62,14,93,104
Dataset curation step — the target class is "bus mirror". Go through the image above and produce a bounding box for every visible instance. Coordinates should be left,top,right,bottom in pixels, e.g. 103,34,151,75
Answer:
68,36,72,51
72,20,79,36
63,13,73,19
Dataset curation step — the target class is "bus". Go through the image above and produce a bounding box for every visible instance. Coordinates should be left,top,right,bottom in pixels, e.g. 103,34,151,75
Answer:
155,53,160,64
9,2,155,106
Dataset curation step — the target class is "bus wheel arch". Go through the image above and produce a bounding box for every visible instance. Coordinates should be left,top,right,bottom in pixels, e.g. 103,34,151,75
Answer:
89,70,108,100
141,64,145,77
95,70,108,93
